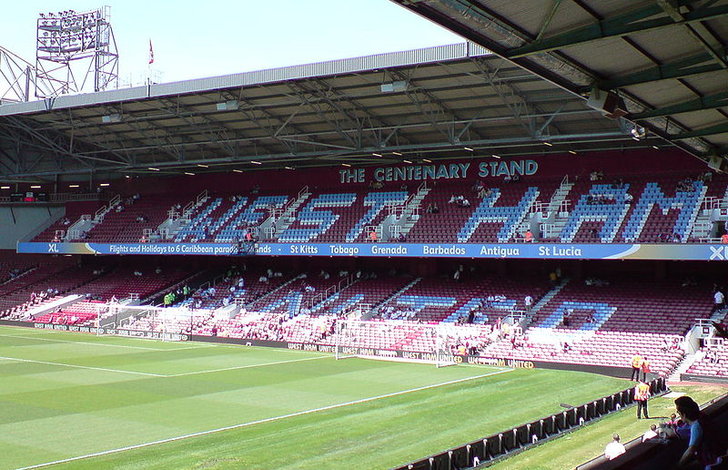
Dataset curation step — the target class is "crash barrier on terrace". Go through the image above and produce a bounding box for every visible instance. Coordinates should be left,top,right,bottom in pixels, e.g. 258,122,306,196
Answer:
576,393,728,470
392,377,667,470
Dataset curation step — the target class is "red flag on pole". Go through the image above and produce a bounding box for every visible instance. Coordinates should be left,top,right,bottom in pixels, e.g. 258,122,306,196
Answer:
148,39,154,65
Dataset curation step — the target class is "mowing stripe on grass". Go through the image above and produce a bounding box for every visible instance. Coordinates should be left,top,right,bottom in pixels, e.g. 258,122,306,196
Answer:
166,354,331,377
0,355,166,377
16,367,514,469
0,352,328,378
0,333,174,351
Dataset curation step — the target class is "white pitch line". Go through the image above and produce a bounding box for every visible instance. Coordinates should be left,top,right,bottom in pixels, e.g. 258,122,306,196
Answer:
0,356,165,378
0,333,170,351
15,368,514,470
167,354,330,377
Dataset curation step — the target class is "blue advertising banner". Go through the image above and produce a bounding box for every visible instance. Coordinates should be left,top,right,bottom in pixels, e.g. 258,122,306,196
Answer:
16,241,728,261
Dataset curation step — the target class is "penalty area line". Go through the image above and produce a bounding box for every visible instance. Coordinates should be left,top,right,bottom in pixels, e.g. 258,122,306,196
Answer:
167,354,331,377
0,356,166,378
17,368,514,469
0,333,172,351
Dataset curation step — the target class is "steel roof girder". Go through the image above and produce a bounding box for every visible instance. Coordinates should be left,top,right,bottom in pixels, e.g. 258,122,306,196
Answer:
286,82,361,149
672,122,728,139
596,50,727,90
157,98,240,158
630,90,728,119
657,0,728,69
507,2,728,59
471,58,541,138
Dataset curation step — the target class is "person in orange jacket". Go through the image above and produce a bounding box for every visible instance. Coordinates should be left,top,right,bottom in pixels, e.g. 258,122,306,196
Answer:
634,381,650,419
641,356,651,381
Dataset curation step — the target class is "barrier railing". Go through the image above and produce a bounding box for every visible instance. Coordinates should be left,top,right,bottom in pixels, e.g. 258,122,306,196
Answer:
394,377,667,470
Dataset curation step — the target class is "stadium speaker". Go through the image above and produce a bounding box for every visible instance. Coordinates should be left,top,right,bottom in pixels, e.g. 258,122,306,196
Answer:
586,88,628,119
708,155,728,174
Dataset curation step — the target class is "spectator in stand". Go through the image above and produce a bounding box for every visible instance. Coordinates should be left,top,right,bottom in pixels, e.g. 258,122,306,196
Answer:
672,396,721,468
630,354,643,381
604,434,625,460
524,230,534,243
642,424,659,442
712,288,725,313
665,413,680,430
563,308,572,327
453,265,463,281
369,230,378,242
634,381,650,419
705,348,718,364
722,232,728,244
524,294,533,312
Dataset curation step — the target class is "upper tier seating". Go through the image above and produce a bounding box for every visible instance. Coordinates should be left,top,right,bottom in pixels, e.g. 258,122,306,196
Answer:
33,200,103,242
53,169,728,245
82,195,185,242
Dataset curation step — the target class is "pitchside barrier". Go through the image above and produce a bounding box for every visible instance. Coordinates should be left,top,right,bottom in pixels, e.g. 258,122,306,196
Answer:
393,377,668,470
576,393,728,470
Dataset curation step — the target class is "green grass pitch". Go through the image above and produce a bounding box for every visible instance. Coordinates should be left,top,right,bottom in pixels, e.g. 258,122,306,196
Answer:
0,325,635,470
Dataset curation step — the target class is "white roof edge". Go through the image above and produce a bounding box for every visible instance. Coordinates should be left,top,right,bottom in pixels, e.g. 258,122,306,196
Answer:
0,42,490,116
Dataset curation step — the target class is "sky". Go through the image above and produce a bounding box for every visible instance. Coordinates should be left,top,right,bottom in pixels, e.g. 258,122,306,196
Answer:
1,0,464,90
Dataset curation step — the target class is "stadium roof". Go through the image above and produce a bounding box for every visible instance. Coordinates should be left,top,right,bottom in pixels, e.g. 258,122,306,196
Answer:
391,0,728,166
0,42,664,182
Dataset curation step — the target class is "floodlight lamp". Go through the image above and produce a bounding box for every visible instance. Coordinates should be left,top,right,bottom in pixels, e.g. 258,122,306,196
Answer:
216,100,239,111
631,125,646,141
380,81,408,93
101,113,121,123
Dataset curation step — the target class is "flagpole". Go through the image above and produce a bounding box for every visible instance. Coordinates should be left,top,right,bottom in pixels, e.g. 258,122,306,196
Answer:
147,39,154,85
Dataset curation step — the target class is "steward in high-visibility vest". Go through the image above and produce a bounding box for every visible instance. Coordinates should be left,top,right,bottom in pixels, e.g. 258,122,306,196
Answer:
630,354,643,381
634,382,650,419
